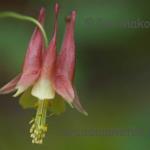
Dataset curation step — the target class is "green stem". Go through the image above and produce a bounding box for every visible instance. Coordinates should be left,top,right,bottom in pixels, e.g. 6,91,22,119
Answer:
0,12,48,47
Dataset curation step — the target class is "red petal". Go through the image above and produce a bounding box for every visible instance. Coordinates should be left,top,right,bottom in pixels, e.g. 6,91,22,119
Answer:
16,8,46,94
53,11,76,102
41,4,59,79
53,75,75,102
31,4,59,100
58,11,76,81
0,74,21,94
73,86,88,116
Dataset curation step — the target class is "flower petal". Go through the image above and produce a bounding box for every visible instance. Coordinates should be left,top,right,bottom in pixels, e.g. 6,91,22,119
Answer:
73,86,88,116
53,11,76,103
31,4,59,100
53,75,75,103
0,74,21,94
41,3,59,77
14,8,46,97
31,77,55,100
57,11,76,81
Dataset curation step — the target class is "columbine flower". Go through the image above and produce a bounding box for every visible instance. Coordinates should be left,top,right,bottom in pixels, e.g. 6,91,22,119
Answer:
0,3,87,144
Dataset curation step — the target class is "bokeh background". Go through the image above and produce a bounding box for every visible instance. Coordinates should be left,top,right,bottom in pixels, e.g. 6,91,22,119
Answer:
0,0,150,149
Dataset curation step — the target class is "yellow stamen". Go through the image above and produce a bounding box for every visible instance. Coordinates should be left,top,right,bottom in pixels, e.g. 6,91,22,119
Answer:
29,100,49,144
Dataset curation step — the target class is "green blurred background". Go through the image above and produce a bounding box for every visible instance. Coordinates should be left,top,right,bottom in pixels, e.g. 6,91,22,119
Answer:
1,0,150,149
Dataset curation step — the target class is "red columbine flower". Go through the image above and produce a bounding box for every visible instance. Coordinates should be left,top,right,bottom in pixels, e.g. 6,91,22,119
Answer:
0,3,87,144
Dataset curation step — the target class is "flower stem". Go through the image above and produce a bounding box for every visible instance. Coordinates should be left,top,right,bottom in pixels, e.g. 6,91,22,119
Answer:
0,11,48,47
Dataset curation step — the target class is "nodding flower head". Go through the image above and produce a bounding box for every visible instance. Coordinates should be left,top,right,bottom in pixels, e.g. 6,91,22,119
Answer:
0,3,87,144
